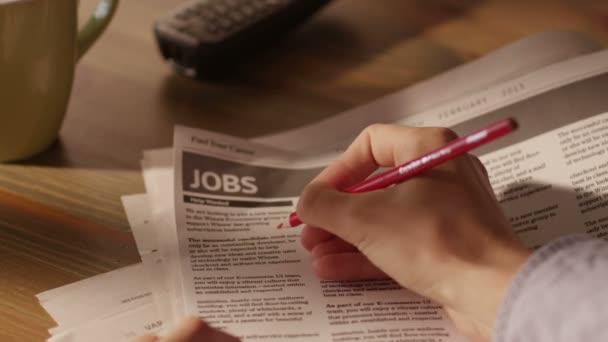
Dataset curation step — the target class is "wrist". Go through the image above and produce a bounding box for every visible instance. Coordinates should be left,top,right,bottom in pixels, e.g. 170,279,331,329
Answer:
432,241,531,337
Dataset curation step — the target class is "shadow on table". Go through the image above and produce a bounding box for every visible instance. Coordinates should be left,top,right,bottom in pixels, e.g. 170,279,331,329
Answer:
13,140,73,167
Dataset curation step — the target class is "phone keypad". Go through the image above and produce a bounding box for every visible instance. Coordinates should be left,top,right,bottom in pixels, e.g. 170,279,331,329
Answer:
170,0,292,42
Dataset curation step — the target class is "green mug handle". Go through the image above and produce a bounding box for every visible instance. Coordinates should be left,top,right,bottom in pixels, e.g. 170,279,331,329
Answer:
76,0,120,60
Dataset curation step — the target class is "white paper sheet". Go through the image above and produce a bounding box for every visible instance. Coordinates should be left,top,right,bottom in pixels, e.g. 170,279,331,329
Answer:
37,263,152,330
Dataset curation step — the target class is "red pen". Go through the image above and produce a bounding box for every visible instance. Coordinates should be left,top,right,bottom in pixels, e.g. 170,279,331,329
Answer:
277,117,517,229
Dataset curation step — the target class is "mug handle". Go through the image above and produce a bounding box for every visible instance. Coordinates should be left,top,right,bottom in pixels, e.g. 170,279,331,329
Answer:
76,0,120,60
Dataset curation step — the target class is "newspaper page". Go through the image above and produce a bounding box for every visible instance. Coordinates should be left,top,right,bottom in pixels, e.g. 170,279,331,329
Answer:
173,127,468,341
37,263,166,342
141,149,187,324
39,195,171,341
480,112,608,248
122,193,177,333
39,195,171,342
131,31,601,331
422,54,608,249
36,263,154,331
132,34,606,331
47,302,163,342
171,49,608,341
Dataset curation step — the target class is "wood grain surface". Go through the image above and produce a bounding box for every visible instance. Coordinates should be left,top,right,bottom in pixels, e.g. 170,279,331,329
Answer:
1,0,608,340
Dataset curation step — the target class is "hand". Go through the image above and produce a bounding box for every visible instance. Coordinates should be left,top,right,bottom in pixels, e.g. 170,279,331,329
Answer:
297,124,531,341
135,317,240,342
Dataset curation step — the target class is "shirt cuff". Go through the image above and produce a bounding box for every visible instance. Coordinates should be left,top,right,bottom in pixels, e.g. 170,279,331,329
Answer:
493,234,591,342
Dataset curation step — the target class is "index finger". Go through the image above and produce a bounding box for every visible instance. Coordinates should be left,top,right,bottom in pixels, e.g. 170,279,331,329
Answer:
314,124,458,189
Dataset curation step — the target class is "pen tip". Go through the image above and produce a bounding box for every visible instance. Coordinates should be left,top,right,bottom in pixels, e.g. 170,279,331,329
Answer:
509,118,519,130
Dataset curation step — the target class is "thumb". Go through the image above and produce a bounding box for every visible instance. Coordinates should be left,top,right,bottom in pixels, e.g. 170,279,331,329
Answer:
162,317,239,342
296,182,370,247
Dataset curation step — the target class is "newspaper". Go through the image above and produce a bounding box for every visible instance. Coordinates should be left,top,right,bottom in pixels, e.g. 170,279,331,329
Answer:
169,48,608,341
34,31,608,341
37,199,169,342
173,127,467,341
36,263,153,332
135,31,608,337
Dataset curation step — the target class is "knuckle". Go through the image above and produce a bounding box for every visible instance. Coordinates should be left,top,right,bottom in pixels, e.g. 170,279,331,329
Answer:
361,123,391,141
430,127,459,143
296,183,322,219
366,123,390,134
401,127,434,155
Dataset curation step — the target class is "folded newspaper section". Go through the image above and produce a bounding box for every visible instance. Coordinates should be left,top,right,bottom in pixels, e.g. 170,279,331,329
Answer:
172,127,467,341
253,31,602,152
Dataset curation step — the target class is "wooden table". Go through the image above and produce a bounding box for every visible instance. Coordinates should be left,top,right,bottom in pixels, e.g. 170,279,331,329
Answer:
1,0,608,340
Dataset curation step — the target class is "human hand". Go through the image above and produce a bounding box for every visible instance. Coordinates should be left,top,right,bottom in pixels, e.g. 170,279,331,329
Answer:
135,317,240,342
297,124,531,341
